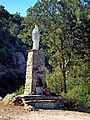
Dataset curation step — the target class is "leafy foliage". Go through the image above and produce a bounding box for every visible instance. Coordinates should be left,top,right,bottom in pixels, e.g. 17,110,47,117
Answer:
15,85,25,95
60,87,90,110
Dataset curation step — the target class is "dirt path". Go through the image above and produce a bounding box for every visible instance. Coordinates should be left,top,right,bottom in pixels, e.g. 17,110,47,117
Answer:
0,102,90,120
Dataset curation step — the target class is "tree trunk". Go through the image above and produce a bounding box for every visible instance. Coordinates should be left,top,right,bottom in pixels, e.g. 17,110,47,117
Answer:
59,34,67,93
62,70,67,93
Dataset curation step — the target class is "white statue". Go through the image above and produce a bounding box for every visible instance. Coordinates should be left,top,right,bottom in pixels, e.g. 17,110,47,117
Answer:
32,25,40,50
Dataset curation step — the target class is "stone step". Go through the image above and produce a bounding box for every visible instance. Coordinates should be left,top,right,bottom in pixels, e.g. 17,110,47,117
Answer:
20,95,60,101
19,95,63,109
23,99,60,109
24,99,59,103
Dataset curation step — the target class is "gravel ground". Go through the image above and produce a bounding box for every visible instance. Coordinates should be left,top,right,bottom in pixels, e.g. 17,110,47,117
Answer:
0,102,90,120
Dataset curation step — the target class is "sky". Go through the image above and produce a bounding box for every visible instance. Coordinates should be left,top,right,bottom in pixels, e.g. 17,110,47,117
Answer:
0,0,38,17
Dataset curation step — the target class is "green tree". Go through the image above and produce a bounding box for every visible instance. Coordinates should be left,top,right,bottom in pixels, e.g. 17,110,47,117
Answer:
18,0,89,94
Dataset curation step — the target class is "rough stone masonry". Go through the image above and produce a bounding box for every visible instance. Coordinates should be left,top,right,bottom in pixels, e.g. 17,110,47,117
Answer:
24,49,46,95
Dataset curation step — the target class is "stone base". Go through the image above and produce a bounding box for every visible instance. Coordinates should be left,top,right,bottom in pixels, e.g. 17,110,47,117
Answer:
20,95,63,109
24,50,46,95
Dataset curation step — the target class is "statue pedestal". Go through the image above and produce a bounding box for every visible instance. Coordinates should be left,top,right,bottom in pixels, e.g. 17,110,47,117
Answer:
24,50,46,95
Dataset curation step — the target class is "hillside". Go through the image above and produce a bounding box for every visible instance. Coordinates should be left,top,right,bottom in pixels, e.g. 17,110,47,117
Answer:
0,5,30,97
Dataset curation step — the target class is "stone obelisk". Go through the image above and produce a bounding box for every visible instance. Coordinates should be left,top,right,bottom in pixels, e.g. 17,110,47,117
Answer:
24,25,46,95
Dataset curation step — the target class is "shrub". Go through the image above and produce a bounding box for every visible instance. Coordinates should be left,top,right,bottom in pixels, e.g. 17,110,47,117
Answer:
46,66,63,95
60,87,89,110
15,85,25,95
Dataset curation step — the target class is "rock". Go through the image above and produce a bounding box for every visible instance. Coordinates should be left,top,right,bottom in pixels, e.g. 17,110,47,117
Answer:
0,51,27,97
24,104,36,111
0,96,3,101
9,96,23,106
2,93,23,106
2,93,16,105
14,52,26,74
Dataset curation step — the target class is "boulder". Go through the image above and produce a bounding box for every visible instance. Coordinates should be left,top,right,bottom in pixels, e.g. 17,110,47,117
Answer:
2,93,16,105
24,104,36,111
0,96,3,101
2,93,23,106
14,52,26,74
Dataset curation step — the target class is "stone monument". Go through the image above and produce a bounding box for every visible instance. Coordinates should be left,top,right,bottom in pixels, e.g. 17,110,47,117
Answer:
22,25,61,109
24,25,46,95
